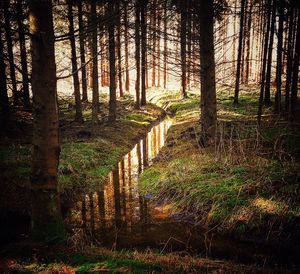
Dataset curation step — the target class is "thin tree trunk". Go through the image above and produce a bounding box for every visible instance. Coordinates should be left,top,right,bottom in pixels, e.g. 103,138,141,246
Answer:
163,0,167,89
0,25,9,121
116,0,123,97
17,0,30,107
157,5,161,87
3,2,18,105
180,1,187,98
141,0,147,106
199,0,217,142
289,10,300,120
91,0,99,126
108,0,117,122
124,0,130,92
257,0,272,124
29,0,64,241
244,3,252,84
264,0,276,106
78,0,88,102
274,0,284,113
135,0,141,109
68,0,83,123
233,0,246,105
151,0,157,87
284,6,295,112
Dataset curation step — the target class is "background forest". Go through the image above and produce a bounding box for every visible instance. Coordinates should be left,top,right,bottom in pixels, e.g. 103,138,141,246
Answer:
0,0,299,272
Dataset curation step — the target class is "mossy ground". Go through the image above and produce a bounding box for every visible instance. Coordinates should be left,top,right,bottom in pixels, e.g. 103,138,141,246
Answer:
141,90,300,240
0,94,164,217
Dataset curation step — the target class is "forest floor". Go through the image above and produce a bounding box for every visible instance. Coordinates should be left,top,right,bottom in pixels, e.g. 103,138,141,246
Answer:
1,90,300,273
141,90,300,243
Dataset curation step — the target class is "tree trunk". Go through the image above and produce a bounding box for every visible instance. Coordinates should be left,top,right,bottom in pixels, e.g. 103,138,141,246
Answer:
180,1,187,98
163,0,167,89
284,6,295,112
135,0,141,109
199,0,217,142
257,0,272,124
233,0,246,105
116,0,123,97
29,0,64,241
108,0,117,122
274,0,284,113
151,0,157,87
78,0,88,102
141,0,147,106
91,0,99,126
157,5,161,87
264,0,276,106
0,24,9,121
68,0,83,123
3,2,18,105
289,9,300,120
124,0,130,92
17,0,30,108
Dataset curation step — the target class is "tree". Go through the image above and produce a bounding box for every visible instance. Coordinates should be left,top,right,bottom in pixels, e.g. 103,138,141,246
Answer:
124,0,130,92
3,1,18,105
108,0,117,122
141,0,148,106
78,0,88,102
233,0,246,105
68,0,83,123
180,0,187,98
199,0,217,142
17,0,30,107
135,0,141,109
91,0,99,127
29,0,64,241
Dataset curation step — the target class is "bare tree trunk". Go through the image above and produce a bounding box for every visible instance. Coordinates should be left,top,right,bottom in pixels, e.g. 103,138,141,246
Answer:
151,0,157,87
284,6,295,112
0,24,9,121
141,0,147,106
257,0,272,124
163,0,167,89
29,0,64,241
108,0,117,122
157,5,161,88
264,0,276,106
289,9,300,120
180,1,187,98
199,0,217,142
116,0,123,97
3,2,18,105
124,0,130,92
78,0,88,102
68,0,83,123
274,0,284,113
17,0,30,107
244,2,252,84
91,0,99,126
135,0,141,109
233,0,246,105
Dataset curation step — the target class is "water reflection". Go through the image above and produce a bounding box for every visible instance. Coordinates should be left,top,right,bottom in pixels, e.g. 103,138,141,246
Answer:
71,119,172,241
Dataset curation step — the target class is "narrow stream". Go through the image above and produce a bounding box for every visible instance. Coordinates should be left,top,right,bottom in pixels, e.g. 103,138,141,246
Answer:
65,119,299,268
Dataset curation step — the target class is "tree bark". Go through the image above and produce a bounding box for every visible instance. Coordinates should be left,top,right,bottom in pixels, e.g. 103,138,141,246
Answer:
151,0,157,87
78,0,88,102
116,0,123,97
274,0,284,113
180,1,187,98
124,0,130,92
68,0,83,123
3,2,18,105
108,0,117,122
17,0,30,107
29,0,64,241
91,0,99,126
163,0,167,89
233,0,246,105
199,0,217,142
141,0,147,106
135,0,141,109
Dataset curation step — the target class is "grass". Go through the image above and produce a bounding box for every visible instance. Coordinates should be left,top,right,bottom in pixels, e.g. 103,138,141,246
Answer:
139,90,300,239
0,97,164,216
